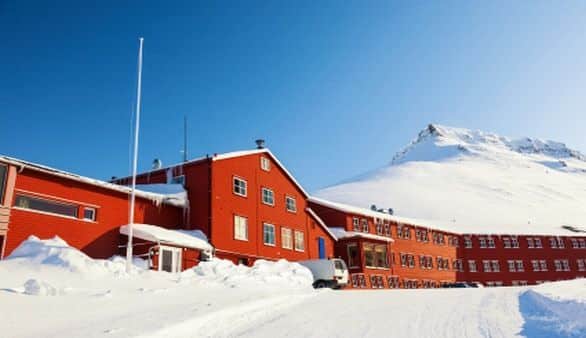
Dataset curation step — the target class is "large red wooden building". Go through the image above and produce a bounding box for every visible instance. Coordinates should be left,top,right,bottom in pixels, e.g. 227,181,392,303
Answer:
1,146,584,288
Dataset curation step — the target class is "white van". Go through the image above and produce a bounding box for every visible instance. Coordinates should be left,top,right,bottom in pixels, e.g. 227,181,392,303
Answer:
298,258,349,289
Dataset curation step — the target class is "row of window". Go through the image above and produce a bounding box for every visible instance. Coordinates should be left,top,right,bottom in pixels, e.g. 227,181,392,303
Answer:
13,194,96,221
464,236,586,249
233,215,305,251
466,258,585,273
233,177,297,213
353,218,460,247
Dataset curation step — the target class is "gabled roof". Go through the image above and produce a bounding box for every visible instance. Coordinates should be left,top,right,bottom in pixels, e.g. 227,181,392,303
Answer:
122,148,310,198
0,156,185,207
305,207,338,241
212,148,309,198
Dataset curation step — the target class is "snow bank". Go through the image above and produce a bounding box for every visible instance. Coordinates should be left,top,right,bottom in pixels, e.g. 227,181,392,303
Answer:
182,258,314,289
6,236,144,276
519,290,586,337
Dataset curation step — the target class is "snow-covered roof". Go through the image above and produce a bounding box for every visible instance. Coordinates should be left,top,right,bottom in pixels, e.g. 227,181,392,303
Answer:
0,156,186,208
309,196,446,232
120,224,213,251
305,207,338,240
329,227,394,243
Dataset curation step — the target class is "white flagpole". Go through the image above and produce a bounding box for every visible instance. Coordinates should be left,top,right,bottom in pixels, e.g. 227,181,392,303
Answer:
127,37,144,273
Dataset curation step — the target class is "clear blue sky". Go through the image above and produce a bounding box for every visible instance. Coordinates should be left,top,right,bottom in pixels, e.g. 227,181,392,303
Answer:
2,1,586,191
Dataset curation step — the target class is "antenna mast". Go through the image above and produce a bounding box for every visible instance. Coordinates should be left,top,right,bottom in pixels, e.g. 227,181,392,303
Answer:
126,37,144,272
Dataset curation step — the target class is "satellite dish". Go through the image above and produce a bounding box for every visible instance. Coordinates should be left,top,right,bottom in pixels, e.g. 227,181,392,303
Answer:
152,158,163,170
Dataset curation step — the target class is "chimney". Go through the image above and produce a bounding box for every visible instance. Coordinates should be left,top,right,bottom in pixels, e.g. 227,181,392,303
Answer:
255,139,265,149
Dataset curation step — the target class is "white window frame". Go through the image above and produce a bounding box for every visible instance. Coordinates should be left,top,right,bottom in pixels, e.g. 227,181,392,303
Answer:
281,227,292,250
508,260,516,272
468,260,477,272
464,237,472,248
352,217,360,231
263,223,276,246
361,219,369,233
540,260,548,271
483,260,492,272
285,196,297,213
535,238,543,248
233,177,247,197
294,230,305,252
260,156,271,171
516,260,524,272
83,207,96,221
261,187,275,206
234,215,248,241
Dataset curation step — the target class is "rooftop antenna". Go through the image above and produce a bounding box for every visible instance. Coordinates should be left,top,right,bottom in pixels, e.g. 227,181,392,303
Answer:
126,37,144,273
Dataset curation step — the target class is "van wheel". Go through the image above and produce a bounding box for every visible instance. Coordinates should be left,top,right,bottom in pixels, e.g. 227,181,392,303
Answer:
314,280,328,289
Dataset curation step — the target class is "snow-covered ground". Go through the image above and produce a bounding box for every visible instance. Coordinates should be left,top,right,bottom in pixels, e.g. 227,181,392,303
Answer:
315,124,586,235
1,237,585,338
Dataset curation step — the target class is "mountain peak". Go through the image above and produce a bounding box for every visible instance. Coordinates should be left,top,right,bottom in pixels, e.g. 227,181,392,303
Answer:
392,124,586,164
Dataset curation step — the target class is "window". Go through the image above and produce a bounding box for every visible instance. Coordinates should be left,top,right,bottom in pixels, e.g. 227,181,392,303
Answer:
554,260,563,271
281,227,292,249
557,238,565,249
14,194,78,218
577,259,586,272
384,222,390,236
347,244,359,268
83,207,96,221
374,245,388,268
233,215,248,241
361,219,369,233
511,236,519,248
491,260,500,272
540,260,548,271
261,188,274,206
0,164,6,204
364,244,375,268
233,177,247,197
468,260,477,272
503,237,511,248
549,237,558,249
483,260,492,272
571,238,579,249
284,196,297,213
508,260,516,272
479,237,487,248
487,237,495,248
375,219,383,235
516,260,524,272
527,238,534,248
400,253,407,267
464,237,472,248
352,217,360,231
579,238,586,248
260,156,271,171
263,223,275,246
535,238,543,248
294,231,304,251
562,259,570,271
532,260,540,272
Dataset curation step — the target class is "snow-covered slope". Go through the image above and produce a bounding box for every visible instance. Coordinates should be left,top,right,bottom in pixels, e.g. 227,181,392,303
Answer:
315,124,586,235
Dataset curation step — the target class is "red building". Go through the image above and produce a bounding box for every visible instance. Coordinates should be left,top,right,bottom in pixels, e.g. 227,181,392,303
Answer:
112,148,336,265
309,197,585,288
309,197,460,289
0,156,186,261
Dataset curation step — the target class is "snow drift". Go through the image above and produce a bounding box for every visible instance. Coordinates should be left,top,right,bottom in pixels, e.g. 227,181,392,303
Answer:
182,258,314,289
315,124,586,235
5,235,144,276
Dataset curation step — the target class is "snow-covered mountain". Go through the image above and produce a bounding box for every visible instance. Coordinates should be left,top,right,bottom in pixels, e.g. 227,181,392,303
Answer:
314,124,586,235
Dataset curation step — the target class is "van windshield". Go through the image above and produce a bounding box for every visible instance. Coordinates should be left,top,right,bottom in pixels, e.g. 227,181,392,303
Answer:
334,260,346,270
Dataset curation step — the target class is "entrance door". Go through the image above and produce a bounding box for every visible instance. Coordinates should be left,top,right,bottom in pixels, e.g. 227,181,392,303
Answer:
159,246,182,273
317,237,326,259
